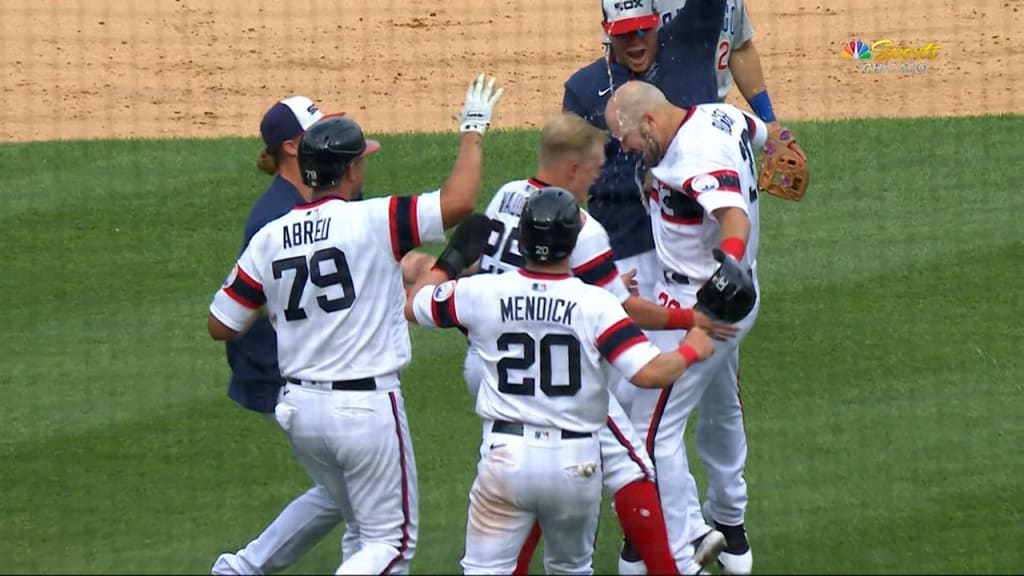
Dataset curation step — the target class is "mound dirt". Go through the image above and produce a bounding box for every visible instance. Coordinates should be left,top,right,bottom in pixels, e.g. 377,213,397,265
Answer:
2,0,1020,142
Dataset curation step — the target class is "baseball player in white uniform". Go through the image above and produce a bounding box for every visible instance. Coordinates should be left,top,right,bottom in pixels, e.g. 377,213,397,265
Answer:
461,112,737,575
655,2,780,573
657,3,771,572
404,187,717,575
604,80,766,576
206,74,504,575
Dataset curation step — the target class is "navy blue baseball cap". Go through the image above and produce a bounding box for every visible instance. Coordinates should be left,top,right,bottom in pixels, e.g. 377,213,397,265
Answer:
259,96,325,148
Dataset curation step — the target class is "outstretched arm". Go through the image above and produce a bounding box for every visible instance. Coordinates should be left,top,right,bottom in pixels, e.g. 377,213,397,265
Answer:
439,75,505,229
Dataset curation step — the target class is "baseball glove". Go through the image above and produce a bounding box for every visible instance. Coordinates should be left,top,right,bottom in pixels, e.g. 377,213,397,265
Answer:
757,124,809,202
694,249,757,323
434,214,492,279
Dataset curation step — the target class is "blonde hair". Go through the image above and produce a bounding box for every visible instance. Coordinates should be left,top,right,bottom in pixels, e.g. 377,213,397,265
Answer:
256,147,281,175
538,112,607,167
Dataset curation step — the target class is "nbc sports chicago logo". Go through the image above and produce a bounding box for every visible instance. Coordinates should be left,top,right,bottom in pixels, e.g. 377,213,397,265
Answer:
841,39,942,74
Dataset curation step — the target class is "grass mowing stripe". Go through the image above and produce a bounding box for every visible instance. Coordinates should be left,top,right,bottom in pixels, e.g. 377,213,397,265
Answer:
1,116,1020,573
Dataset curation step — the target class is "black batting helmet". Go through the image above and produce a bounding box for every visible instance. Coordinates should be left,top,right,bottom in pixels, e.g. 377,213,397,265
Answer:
519,187,582,263
298,114,380,190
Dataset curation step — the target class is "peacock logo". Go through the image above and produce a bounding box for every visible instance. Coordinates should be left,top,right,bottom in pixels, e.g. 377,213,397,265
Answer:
841,39,872,60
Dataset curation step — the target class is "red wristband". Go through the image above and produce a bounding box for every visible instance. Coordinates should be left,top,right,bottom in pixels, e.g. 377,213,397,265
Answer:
430,264,456,280
665,307,695,330
720,237,746,260
677,345,700,366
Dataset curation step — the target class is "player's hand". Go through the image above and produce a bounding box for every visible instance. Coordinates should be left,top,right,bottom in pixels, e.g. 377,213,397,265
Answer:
620,268,639,297
400,251,436,286
693,309,739,341
681,327,715,361
459,74,504,135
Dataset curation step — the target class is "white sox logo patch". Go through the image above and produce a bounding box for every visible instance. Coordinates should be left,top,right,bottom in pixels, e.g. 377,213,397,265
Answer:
433,280,456,302
692,174,720,194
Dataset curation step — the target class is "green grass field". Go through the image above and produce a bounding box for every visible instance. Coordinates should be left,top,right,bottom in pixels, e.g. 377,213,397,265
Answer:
2,115,1022,574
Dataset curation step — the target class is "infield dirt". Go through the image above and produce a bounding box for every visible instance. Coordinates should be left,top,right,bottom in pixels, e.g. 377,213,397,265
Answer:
2,0,1021,142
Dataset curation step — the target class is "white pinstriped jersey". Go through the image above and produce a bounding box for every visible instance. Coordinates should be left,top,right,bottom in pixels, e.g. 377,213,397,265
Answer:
412,271,660,433
647,103,767,282
210,192,446,382
658,0,755,101
479,178,630,303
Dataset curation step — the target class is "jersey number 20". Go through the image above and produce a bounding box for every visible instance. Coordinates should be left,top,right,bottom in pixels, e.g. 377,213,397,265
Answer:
497,332,582,397
272,247,356,321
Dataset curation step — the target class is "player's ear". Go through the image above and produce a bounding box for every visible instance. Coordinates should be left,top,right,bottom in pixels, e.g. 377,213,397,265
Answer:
640,112,656,133
566,159,579,179
281,137,301,157
344,158,364,182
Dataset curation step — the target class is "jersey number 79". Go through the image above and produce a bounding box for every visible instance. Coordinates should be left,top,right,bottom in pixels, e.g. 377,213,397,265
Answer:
272,247,357,321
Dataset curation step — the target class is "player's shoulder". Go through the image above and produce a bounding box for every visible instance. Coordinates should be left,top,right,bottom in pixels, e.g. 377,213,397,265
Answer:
487,178,535,219
566,57,611,89
695,102,755,127
578,209,610,241
568,276,621,308
244,177,303,239
486,178,530,211
444,271,500,301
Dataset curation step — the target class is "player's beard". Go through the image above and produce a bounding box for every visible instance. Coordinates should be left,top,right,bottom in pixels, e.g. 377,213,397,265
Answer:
640,128,665,167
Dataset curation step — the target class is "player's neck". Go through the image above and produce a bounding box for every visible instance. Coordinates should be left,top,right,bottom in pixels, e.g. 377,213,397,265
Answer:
665,106,691,140
312,185,357,203
533,168,560,188
277,161,313,202
523,261,571,277
532,168,586,206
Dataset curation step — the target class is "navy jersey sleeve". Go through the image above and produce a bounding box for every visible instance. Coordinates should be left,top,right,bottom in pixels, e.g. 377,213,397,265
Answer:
656,0,726,108
562,82,587,118
223,177,303,414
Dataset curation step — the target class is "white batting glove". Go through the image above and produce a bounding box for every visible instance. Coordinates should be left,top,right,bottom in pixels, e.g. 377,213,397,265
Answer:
459,74,504,135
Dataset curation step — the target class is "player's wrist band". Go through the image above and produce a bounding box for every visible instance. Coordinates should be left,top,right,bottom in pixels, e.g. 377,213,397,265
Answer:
748,90,776,124
665,308,695,330
677,345,700,367
720,237,747,260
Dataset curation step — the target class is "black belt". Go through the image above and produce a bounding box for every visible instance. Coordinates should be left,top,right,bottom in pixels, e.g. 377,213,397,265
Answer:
663,270,691,285
663,267,753,286
286,377,376,391
491,420,592,440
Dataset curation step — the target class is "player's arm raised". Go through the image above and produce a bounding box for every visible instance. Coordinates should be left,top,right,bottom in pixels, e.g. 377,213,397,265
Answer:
439,75,505,230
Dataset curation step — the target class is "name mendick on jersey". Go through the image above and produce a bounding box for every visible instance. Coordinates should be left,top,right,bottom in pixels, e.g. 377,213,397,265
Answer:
500,295,577,326
282,216,332,249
